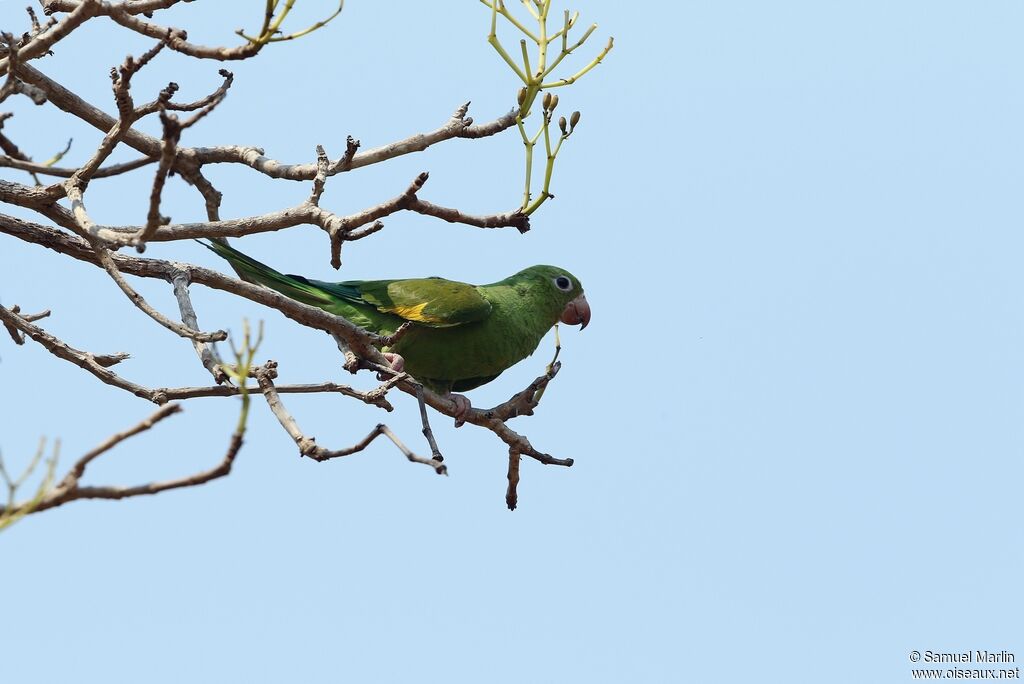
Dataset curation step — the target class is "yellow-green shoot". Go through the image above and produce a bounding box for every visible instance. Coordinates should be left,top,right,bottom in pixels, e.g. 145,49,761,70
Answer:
481,0,613,214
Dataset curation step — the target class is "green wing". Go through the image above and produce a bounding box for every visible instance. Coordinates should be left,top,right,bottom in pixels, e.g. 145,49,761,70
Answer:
306,277,492,328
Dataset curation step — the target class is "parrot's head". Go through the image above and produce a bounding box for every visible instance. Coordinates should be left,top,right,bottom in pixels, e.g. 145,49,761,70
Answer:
513,265,591,330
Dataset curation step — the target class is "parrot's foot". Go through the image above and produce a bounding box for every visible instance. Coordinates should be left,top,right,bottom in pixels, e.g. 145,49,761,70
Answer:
449,393,471,427
379,352,405,377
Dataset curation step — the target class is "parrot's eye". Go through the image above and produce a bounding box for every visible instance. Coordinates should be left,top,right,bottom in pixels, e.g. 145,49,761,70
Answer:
553,275,572,292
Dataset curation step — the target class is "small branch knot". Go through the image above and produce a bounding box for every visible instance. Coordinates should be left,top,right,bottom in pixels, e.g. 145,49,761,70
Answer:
298,437,319,457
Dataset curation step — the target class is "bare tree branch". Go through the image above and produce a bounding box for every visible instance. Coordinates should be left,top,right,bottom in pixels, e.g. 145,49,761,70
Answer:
0,0,600,517
0,215,385,359
0,303,159,402
55,403,182,493
17,61,516,184
252,361,445,473
158,380,394,410
136,109,180,248
1,304,49,344
188,104,519,180
0,154,155,178
506,450,521,511
171,269,227,383
0,0,101,73
415,385,445,464
16,404,245,516
303,423,447,474
93,245,228,343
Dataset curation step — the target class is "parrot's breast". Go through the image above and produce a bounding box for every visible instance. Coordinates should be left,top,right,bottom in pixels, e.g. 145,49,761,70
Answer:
390,286,555,394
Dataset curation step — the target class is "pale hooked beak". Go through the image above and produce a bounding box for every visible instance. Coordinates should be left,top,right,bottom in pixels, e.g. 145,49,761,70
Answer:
559,293,591,330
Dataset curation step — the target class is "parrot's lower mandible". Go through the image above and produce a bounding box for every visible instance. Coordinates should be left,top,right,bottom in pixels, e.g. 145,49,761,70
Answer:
200,240,590,421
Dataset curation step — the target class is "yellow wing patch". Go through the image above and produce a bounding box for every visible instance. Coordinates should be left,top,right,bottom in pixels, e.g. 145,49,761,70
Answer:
384,302,437,323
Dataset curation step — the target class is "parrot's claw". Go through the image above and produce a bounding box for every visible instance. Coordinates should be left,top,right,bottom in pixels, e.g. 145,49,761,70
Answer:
450,394,471,427
379,352,405,379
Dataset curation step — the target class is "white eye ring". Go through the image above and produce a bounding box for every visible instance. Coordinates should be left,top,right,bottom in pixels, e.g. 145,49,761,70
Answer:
553,275,572,291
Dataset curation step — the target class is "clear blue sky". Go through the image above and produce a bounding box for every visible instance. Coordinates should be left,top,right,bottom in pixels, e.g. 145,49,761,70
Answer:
2,2,1023,682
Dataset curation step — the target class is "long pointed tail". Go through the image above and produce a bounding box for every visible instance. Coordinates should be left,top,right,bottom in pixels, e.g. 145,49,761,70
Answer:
197,239,334,308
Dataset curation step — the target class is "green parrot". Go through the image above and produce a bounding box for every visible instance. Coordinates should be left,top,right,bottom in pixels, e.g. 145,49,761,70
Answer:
200,240,590,419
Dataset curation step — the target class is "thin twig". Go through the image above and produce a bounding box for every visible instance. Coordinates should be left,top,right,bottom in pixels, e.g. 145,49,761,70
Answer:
0,155,155,178
93,245,227,343
0,0,101,74
253,361,443,473
55,403,182,492
26,424,244,515
135,108,180,250
416,385,444,463
0,303,162,403
301,423,446,475
506,449,521,510
171,269,227,383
